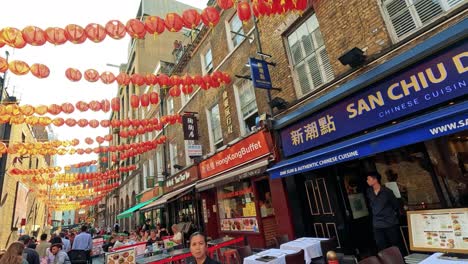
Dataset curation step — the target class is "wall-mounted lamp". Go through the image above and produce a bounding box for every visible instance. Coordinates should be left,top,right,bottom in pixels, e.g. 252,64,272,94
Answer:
338,47,366,68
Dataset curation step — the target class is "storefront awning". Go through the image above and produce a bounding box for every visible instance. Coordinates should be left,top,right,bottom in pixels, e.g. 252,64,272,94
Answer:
196,157,270,191
117,195,161,220
140,183,196,211
268,101,468,179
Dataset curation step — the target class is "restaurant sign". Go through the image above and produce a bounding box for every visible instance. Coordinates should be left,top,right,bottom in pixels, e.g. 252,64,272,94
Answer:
281,41,468,157
163,165,199,193
200,131,272,179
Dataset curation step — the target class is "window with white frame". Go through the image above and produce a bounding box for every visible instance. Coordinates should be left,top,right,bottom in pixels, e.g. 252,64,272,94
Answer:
156,147,164,182
169,141,179,175
181,85,193,106
148,158,155,187
286,14,334,97
208,104,223,150
228,14,245,50
235,79,259,135
202,48,213,74
167,97,174,115
184,140,195,166
382,0,464,41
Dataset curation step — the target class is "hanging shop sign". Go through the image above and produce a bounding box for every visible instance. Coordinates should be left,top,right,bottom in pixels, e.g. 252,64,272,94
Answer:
249,57,272,90
187,144,202,157
163,165,199,193
200,131,272,179
182,114,199,140
223,91,233,134
281,40,468,157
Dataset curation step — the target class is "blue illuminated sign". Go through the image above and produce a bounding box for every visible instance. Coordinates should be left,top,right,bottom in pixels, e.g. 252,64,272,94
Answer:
249,57,272,90
281,40,468,157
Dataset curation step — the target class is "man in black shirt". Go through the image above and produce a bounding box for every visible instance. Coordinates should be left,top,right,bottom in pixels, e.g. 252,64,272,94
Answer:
366,172,403,253
18,235,40,264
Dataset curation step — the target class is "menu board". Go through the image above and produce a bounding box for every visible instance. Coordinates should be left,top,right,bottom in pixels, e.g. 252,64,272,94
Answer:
407,208,468,253
91,237,104,256
105,247,136,264
221,217,259,232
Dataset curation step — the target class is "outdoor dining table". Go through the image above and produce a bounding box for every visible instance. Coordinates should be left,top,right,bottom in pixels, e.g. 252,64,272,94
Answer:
279,237,328,264
419,253,468,264
243,248,297,264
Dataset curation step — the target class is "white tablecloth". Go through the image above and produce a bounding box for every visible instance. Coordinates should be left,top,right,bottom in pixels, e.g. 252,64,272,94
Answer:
420,253,468,264
243,249,297,264
279,237,327,264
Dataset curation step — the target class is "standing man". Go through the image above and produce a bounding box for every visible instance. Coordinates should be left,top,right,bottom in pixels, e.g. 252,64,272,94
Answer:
114,221,120,233
366,172,403,254
18,235,40,264
72,226,93,264
35,233,51,261
59,233,71,252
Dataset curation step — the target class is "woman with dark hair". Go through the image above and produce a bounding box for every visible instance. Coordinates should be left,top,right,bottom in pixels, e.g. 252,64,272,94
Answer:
188,232,219,264
0,242,27,264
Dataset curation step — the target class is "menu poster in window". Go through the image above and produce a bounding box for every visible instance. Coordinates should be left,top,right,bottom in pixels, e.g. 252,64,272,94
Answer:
407,208,468,253
105,247,136,264
91,237,104,256
221,217,259,232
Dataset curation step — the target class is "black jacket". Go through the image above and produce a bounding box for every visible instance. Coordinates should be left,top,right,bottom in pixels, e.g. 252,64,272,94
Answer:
367,186,400,228
187,256,220,264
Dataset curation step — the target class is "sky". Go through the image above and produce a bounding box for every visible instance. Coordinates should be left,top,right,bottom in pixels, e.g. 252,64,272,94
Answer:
0,0,206,167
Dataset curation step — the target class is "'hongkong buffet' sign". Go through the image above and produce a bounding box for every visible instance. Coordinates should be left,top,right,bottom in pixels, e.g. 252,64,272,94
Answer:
163,165,199,193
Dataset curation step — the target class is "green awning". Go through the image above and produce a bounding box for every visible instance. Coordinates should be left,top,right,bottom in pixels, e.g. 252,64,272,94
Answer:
116,195,161,220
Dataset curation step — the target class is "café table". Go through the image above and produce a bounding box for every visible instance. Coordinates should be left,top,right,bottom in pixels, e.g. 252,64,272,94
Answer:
419,253,468,264
243,248,297,264
279,237,328,264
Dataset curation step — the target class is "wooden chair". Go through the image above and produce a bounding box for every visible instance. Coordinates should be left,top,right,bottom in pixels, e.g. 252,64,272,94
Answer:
359,256,383,264
237,245,253,261
285,249,305,264
273,234,290,248
377,246,404,264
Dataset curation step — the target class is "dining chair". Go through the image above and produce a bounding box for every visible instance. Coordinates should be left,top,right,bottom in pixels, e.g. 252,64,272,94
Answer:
273,234,290,248
312,237,357,264
359,256,383,264
236,245,253,261
285,249,305,264
377,246,405,264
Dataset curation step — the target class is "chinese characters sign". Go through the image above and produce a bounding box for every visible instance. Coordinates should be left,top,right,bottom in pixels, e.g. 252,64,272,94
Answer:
249,57,272,90
223,91,233,134
163,165,199,193
200,131,272,179
281,41,468,157
182,114,199,140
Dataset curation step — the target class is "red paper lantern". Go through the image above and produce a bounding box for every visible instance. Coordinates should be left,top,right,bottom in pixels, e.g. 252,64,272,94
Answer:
192,75,204,86
105,20,126,40
182,9,201,29
170,75,182,86
140,94,150,107
85,137,94,145
110,119,121,127
35,105,48,115
84,69,100,82
144,16,166,35
75,101,89,112
65,118,77,127
0,57,8,73
100,71,115,84
131,119,141,127
217,0,234,9
130,95,139,108
222,72,232,84
145,74,158,86
165,13,184,32
30,63,50,79
104,134,113,141
101,99,111,112
237,1,252,23
294,0,308,12
122,119,131,127
128,130,138,137
22,26,46,46
131,73,145,86
52,118,65,127
101,156,108,163
201,7,221,28
89,119,99,128
20,105,35,116
45,27,68,45
64,24,87,44
126,19,146,39
85,23,106,43
149,92,159,105
85,148,93,154
119,130,129,138
111,97,120,112
100,120,110,128
47,104,62,115
182,75,193,86
61,102,75,114
158,74,171,88
137,126,145,135
1,27,26,48
78,119,89,127
181,85,193,95
88,100,102,112
169,86,181,97
65,68,82,82
9,60,30,75
116,72,131,86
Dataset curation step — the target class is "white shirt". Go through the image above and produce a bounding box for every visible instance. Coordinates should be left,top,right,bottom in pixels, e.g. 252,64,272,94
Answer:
173,232,182,244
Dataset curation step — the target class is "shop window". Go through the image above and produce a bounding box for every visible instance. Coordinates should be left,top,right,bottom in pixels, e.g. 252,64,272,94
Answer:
286,14,333,98
169,141,179,175
167,97,174,115
382,0,464,41
255,179,275,218
177,194,197,224
217,180,259,233
208,104,223,151
373,144,442,210
201,48,213,75
235,79,259,135
156,148,164,181
227,14,246,51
